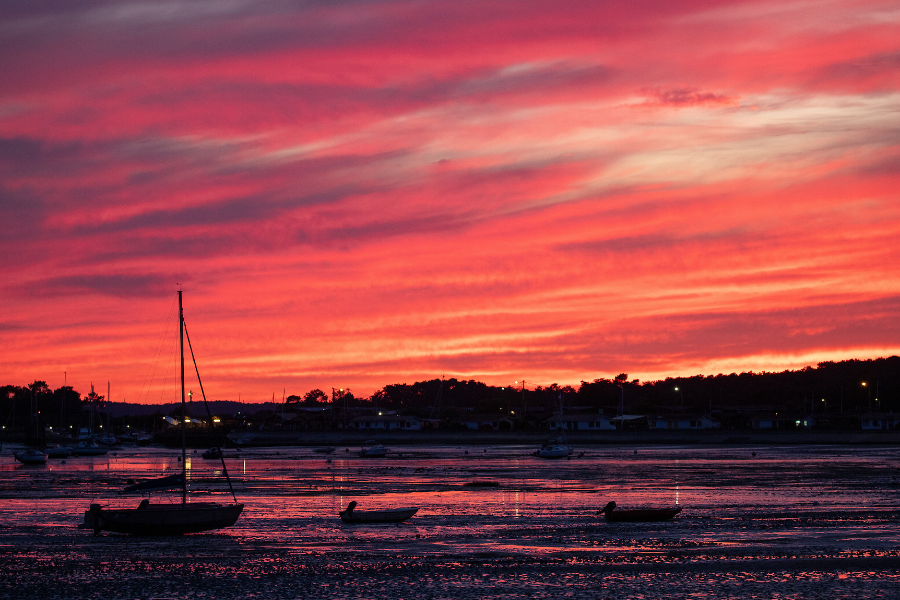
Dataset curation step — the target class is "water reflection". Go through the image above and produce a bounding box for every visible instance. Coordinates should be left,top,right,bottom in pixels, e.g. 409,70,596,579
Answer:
1,444,899,598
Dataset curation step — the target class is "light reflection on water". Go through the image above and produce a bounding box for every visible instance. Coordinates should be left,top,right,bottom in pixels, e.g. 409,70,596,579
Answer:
1,444,899,598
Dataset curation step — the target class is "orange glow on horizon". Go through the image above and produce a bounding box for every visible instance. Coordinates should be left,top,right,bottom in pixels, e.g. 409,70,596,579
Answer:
1,0,899,402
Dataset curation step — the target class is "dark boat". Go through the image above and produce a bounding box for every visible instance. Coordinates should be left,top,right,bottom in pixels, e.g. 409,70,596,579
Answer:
83,500,243,535
80,291,244,536
598,501,682,522
339,501,418,524
45,445,72,459
202,447,223,460
14,448,48,465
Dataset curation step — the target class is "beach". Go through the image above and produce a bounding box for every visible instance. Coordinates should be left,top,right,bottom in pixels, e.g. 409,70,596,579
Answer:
2,443,899,599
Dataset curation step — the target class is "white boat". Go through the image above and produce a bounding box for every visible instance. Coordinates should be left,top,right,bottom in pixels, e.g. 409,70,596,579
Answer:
98,433,119,446
227,432,256,446
536,437,572,459
14,448,48,465
359,441,388,457
80,290,244,536
339,501,418,523
537,442,569,459
71,441,109,456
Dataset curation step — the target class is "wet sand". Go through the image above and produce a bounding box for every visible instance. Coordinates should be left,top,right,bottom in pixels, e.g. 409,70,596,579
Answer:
2,444,899,599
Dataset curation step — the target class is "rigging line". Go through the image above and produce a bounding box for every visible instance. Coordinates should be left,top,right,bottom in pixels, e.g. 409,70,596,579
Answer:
137,296,177,405
183,320,238,504
158,324,178,406
146,298,178,400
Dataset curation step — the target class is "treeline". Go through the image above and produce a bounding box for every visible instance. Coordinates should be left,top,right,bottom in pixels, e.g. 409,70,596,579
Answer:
285,357,899,418
3,357,898,434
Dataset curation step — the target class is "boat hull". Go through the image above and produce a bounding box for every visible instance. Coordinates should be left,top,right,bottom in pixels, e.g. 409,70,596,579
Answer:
71,444,109,456
14,450,48,465
46,447,72,458
359,447,388,457
339,508,418,523
537,446,569,458
82,502,244,535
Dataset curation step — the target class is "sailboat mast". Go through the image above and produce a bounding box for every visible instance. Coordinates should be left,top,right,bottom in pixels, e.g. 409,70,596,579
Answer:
179,290,187,504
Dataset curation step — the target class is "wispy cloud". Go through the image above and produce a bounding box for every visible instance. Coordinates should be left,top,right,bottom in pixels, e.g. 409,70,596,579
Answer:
1,0,898,400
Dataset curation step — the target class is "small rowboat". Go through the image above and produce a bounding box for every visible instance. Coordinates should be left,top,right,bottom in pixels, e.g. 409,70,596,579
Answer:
202,447,222,460
598,501,682,522
339,501,418,524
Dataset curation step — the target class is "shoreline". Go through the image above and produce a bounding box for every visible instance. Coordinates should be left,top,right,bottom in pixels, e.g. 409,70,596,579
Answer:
218,429,900,447
10,428,898,449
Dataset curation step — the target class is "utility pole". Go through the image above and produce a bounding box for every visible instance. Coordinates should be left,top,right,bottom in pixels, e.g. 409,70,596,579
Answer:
522,380,526,420
61,371,66,431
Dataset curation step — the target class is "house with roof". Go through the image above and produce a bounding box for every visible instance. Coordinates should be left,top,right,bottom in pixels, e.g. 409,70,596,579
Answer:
458,415,515,431
747,413,794,430
350,415,423,431
860,412,900,431
647,414,721,430
545,413,616,431
608,414,649,430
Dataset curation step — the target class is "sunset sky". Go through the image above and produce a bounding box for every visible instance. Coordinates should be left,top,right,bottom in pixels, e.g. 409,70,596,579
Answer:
1,0,899,404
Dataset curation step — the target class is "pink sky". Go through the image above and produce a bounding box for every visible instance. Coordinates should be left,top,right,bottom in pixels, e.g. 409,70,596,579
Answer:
1,0,898,403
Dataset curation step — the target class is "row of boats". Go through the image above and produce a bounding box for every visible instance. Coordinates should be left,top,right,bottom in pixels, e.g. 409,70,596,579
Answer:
13,441,116,464
338,501,682,524
62,292,680,537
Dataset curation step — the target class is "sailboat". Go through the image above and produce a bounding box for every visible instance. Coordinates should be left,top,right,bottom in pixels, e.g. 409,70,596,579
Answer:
80,291,244,535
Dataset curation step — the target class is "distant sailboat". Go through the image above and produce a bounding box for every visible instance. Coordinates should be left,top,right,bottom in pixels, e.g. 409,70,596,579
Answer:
80,291,243,535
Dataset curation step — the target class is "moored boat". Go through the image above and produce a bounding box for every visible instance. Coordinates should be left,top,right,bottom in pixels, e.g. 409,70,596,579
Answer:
535,436,572,458
98,433,119,447
202,447,222,460
598,501,682,522
359,441,388,457
536,441,568,459
79,290,243,536
339,501,418,524
46,445,72,459
82,500,243,535
14,448,48,465
71,441,109,456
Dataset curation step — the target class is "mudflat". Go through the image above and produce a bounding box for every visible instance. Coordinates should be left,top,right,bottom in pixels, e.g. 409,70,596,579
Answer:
2,444,898,599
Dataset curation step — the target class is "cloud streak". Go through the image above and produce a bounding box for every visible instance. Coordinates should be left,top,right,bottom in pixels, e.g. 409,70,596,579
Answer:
1,0,898,401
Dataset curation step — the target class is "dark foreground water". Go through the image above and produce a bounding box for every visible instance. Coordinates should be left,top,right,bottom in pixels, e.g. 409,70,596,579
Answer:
1,443,898,599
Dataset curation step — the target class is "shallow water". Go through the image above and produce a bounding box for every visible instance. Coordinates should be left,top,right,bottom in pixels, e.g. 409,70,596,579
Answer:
1,444,898,598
